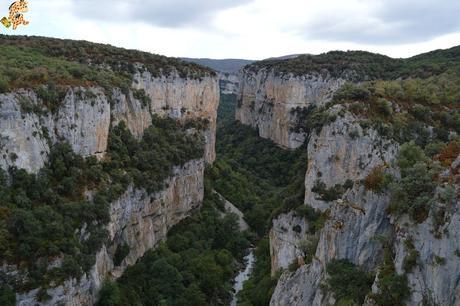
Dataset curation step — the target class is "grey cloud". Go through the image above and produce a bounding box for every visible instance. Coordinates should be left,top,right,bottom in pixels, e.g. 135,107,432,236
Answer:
70,0,251,28
302,0,460,44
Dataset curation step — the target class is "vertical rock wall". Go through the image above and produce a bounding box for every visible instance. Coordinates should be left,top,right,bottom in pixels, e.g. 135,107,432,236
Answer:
236,69,344,149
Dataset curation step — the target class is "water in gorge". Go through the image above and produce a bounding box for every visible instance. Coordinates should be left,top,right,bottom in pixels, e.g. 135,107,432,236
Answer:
231,249,255,306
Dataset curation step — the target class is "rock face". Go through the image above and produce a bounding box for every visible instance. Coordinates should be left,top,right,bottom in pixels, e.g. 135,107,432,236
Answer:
133,71,219,164
236,69,345,149
269,212,309,274
0,74,219,173
265,105,460,306
389,157,460,306
15,159,205,306
215,191,249,232
270,107,398,305
219,72,241,95
0,72,219,305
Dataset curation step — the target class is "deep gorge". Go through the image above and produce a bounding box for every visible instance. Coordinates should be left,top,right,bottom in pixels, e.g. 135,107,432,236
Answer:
0,35,459,306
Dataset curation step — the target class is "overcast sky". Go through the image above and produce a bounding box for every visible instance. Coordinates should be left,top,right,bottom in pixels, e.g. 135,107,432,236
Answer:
6,0,460,59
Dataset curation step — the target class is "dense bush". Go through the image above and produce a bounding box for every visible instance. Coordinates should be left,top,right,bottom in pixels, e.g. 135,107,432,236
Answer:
402,239,419,273
388,142,440,223
106,116,205,194
0,144,110,290
294,205,326,235
290,105,337,136
363,166,392,194
324,259,374,305
0,284,15,306
246,51,400,80
372,247,410,306
311,180,350,202
132,88,151,107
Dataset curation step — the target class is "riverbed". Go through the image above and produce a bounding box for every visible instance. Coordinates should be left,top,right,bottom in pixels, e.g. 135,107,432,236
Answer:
231,249,255,306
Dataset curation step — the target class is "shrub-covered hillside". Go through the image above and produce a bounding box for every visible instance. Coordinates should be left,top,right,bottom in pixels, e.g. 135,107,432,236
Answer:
245,46,460,80
0,35,215,94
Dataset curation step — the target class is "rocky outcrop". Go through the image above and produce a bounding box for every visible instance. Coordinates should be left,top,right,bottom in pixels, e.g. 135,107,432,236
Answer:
133,71,219,163
236,69,345,149
304,109,399,212
0,69,219,305
214,191,249,232
15,159,205,306
0,73,219,174
270,107,399,305
219,72,240,95
389,158,460,306
269,104,460,306
269,212,309,274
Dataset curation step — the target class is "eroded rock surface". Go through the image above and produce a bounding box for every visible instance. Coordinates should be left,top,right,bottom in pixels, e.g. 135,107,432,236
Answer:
270,108,399,305
236,70,345,149
15,159,205,306
0,73,219,174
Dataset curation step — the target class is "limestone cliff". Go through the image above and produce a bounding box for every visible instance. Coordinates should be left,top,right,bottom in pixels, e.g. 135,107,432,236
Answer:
269,106,460,306
236,69,345,149
14,159,204,306
132,71,219,163
270,107,397,305
0,73,218,173
0,38,219,305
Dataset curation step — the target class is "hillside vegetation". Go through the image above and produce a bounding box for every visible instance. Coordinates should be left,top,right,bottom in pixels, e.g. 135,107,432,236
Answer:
246,46,460,80
0,35,214,95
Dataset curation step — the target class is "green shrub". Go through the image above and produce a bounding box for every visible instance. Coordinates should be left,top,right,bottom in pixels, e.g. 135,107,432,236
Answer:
295,205,326,234
411,104,430,121
132,88,150,107
376,98,393,117
98,282,121,306
325,259,374,304
372,247,410,306
0,75,8,93
291,106,336,135
114,244,130,266
299,237,319,265
0,284,15,306
402,239,419,272
388,142,440,223
424,141,446,157
312,180,346,202
334,83,371,101
434,255,446,266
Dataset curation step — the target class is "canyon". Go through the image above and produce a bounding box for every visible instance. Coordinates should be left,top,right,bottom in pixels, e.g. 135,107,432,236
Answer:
1,36,459,306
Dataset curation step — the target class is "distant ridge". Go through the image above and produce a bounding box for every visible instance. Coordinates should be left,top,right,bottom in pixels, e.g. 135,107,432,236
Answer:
182,58,255,73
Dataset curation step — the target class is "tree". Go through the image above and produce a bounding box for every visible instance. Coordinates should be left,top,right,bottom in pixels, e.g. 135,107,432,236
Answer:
98,282,121,306
325,259,374,304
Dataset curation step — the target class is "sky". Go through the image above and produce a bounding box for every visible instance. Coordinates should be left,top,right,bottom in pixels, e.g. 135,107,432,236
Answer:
4,0,460,60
